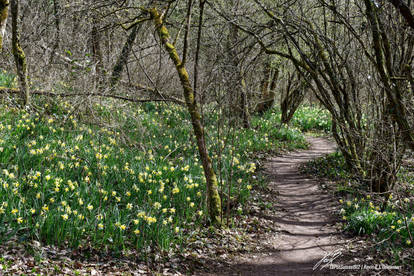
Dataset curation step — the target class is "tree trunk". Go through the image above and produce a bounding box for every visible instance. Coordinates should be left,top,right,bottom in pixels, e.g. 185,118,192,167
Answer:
256,58,272,114
240,68,250,128
110,24,139,87
10,0,29,105
149,7,222,226
389,0,414,31
364,0,414,152
281,73,306,124
49,0,60,64
227,9,250,128
0,0,8,51
91,14,103,84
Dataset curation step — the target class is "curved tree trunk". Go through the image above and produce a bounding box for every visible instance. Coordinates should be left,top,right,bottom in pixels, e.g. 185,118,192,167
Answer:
149,7,222,226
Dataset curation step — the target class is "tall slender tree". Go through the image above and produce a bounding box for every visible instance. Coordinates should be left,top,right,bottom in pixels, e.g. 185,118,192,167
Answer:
147,6,222,226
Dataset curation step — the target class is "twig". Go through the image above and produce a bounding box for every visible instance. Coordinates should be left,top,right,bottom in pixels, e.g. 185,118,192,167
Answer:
0,87,183,104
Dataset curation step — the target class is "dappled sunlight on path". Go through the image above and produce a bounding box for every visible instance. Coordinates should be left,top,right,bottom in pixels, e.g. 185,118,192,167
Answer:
198,137,351,275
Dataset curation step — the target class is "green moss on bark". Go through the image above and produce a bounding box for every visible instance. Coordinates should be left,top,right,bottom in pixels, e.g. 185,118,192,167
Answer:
11,0,29,105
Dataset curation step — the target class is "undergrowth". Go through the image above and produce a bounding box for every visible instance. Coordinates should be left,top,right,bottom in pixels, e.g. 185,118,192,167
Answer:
289,106,332,132
0,70,16,88
0,96,307,257
302,152,414,268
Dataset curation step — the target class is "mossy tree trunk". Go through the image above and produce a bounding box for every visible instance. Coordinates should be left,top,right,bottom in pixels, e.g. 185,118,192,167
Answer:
0,0,8,51
10,0,29,105
148,7,222,226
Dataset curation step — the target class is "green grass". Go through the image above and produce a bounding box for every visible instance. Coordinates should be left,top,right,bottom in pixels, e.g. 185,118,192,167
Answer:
0,98,307,256
251,109,308,151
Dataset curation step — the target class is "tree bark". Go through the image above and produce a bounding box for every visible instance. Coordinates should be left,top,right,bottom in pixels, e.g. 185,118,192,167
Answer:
10,0,29,105
0,0,8,51
193,0,205,101
389,0,414,30
228,23,250,128
281,73,306,124
364,0,414,151
110,24,139,87
91,13,104,84
49,0,61,64
256,59,278,114
149,7,222,226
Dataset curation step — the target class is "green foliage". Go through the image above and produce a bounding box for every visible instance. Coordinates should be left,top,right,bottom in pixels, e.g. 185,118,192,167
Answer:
0,70,16,88
339,195,414,250
251,109,308,151
303,151,414,266
0,99,307,256
289,106,332,132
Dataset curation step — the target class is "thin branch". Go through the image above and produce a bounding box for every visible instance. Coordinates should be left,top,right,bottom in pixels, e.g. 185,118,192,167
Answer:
0,87,184,104
182,0,193,66
193,0,205,101
389,0,414,30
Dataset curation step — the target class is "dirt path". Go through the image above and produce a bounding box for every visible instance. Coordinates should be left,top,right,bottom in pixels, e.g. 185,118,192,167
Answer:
201,136,349,275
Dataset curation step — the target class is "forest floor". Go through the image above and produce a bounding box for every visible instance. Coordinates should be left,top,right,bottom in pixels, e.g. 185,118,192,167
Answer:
1,136,408,275
194,136,387,276
229,136,344,275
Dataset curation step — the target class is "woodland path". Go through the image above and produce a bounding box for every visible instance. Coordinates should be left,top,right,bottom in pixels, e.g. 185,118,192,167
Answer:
200,136,350,275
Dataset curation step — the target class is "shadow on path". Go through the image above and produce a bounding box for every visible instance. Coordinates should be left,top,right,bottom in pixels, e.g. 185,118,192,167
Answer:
197,137,350,276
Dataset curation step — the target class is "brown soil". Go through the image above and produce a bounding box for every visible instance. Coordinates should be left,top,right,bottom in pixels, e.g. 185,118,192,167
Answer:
198,136,350,275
